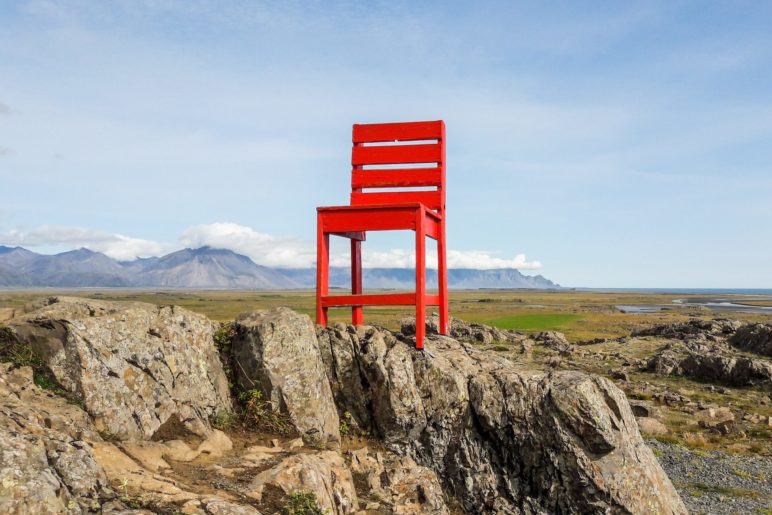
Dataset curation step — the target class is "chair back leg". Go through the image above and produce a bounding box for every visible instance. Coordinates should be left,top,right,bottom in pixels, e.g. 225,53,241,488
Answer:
351,239,364,325
316,215,329,326
438,221,449,335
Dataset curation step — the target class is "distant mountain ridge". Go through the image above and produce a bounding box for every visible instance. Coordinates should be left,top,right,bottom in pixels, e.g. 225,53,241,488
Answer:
0,245,560,289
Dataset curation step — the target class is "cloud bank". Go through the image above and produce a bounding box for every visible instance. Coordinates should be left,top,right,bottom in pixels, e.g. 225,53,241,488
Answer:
1,223,543,271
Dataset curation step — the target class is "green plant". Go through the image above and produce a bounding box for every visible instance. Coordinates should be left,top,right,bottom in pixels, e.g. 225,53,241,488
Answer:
0,326,81,405
238,388,294,435
732,469,764,481
213,322,236,353
339,411,352,437
681,482,761,499
282,492,325,515
213,410,237,430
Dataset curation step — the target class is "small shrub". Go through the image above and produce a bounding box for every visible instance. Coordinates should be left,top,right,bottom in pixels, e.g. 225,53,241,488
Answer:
339,411,352,437
282,492,324,515
213,410,237,430
239,388,294,435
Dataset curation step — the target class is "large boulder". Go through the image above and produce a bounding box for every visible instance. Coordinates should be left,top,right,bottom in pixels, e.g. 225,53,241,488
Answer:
232,307,340,445
8,297,232,440
319,324,687,514
0,363,108,514
731,323,772,357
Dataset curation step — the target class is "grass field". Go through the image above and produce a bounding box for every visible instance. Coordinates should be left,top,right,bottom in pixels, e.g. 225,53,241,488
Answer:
2,288,770,341
481,313,584,332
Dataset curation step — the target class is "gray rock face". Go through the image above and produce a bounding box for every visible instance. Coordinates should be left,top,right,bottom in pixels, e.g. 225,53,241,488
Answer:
9,297,232,440
232,307,340,445
647,350,772,387
730,323,772,357
533,330,575,354
318,324,686,514
0,363,108,514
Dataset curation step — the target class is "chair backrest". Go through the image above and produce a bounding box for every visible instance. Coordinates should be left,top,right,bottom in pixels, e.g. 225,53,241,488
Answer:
350,120,445,213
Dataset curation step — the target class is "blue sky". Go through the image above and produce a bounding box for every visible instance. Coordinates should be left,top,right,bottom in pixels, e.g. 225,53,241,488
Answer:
1,1,771,287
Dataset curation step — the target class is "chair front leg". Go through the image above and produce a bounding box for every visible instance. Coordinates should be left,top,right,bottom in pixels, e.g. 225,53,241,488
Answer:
415,210,426,349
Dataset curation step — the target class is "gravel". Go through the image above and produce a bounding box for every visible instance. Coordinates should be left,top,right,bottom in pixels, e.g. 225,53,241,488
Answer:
648,439,772,514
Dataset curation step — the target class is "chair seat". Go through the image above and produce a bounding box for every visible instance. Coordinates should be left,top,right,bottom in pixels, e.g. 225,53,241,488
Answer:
317,202,442,221
318,202,441,239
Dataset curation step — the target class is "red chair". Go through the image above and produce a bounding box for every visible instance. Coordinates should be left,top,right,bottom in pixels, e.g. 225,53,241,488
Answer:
316,120,449,349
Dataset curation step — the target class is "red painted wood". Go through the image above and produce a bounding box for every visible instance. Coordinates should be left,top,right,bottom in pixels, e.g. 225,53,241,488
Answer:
425,215,439,240
350,191,442,211
316,214,329,326
351,239,363,325
353,120,444,143
425,294,441,305
321,207,417,233
437,221,448,335
415,208,426,349
352,143,441,166
316,120,449,350
331,231,366,241
351,168,443,189
322,292,416,307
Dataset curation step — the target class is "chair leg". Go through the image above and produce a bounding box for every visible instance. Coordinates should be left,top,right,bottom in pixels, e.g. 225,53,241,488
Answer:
415,211,426,349
316,214,329,326
351,239,363,325
438,222,449,335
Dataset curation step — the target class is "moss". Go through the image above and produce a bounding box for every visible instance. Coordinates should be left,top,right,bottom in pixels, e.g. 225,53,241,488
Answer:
0,326,82,406
680,482,762,499
732,469,765,481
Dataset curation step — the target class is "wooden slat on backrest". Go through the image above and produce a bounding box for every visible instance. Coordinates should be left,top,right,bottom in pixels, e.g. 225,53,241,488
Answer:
353,120,443,143
352,168,442,189
352,143,441,166
350,120,445,211
350,190,443,211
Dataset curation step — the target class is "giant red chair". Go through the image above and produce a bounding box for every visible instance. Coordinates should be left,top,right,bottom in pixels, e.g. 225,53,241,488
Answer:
316,120,449,349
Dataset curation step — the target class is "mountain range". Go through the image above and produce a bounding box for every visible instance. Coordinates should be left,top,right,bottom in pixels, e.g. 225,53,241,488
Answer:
0,245,559,289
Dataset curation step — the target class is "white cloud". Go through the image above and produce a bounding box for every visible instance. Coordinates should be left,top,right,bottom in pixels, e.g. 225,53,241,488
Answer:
337,248,542,270
1,222,544,270
178,223,316,268
0,225,173,261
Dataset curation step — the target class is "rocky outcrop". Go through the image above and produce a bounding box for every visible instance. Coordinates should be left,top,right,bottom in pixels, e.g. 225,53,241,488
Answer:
348,446,448,514
0,363,108,514
647,350,772,387
232,307,340,445
533,330,575,354
730,323,772,357
246,451,357,514
633,318,741,340
318,323,687,514
401,314,527,344
8,297,232,440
